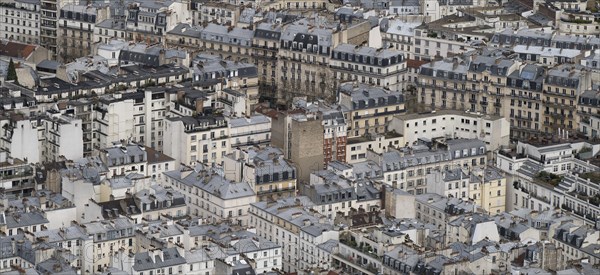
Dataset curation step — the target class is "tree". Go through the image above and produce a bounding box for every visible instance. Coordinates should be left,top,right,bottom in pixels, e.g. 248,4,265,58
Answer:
6,58,18,84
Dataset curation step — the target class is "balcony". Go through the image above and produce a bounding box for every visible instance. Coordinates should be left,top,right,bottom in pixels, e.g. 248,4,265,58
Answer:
256,186,296,195
543,89,577,98
333,253,378,275
480,101,488,106
218,97,233,106
513,115,531,121
352,109,405,120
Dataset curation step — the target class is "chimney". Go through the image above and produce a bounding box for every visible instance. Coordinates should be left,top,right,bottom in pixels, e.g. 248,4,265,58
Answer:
159,49,166,66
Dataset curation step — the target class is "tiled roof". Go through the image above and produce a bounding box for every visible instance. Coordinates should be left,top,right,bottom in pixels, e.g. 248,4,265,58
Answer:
0,41,36,59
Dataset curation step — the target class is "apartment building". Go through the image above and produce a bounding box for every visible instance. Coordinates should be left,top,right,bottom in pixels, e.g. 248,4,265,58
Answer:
560,172,600,225
210,230,283,273
346,132,404,164
429,168,472,200
338,83,405,138
168,85,211,117
223,147,297,202
261,0,330,10
552,223,600,266
192,54,259,116
277,22,335,102
65,99,95,156
94,19,127,44
496,139,600,214
556,10,600,37
191,1,240,26
126,0,190,43
31,225,92,272
227,114,271,149
40,0,62,59
414,193,479,230
99,143,148,178
427,166,507,214
118,42,190,68
491,28,600,52
81,218,137,273
513,45,584,67
166,23,253,63
389,110,510,152
300,169,382,219
95,95,136,149
252,22,281,100
412,23,479,61
446,213,500,245
163,164,256,226
294,101,349,166
249,197,334,273
271,111,324,181
41,112,84,162
276,19,370,102
298,228,339,272
371,138,487,195
542,64,592,135
0,112,83,165
0,151,36,197
417,49,560,139
329,44,407,91
300,170,355,220
506,64,546,138
578,90,600,139
112,247,187,275
0,210,49,237
421,0,485,21
164,115,229,166
58,4,110,62
383,19,420,59
96,88,171,151
0,115,40,164
388,0,420,15
418,50,516,115
0,0,40,44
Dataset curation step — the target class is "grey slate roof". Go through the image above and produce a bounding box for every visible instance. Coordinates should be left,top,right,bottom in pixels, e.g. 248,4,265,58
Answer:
228,114,270,128
133,248,186,271
164,168,255,200
1,211,49,228
104,144,147,166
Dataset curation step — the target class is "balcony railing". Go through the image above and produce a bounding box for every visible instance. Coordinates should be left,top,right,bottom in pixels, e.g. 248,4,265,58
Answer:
256,186,296,195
